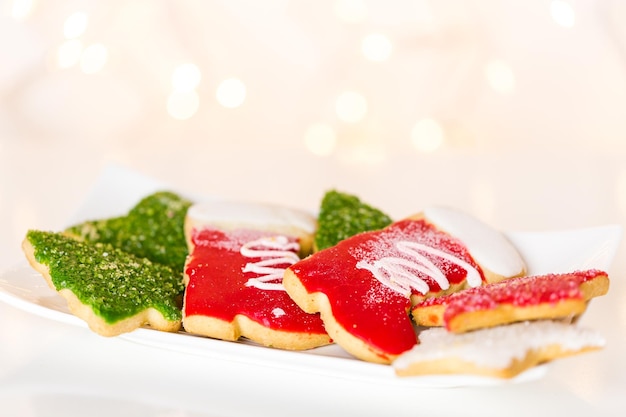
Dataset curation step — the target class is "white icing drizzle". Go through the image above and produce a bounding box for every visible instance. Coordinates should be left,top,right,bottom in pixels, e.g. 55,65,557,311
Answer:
356,241,482,297
393,320,605,371
241,236,300,291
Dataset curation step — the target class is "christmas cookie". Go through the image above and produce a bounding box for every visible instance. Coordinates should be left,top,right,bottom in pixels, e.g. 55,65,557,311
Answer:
22,230,184,336
418,206,526,287
283,207,526,363
182,201,331,350
314,190,392,251
412,269,609,333
65,191,192,272
393,320,605,378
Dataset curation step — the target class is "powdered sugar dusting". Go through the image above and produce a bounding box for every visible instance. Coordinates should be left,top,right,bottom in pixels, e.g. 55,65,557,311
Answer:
393,320,605,371
352,219,482,296
364,284,399,305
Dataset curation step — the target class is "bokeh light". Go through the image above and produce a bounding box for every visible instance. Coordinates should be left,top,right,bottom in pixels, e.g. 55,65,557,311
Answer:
56,39,83,68
172,63,202,93
167,91,200,120
550,0,575,28
216,78,246,109
485,59,516,94
11,0,35,20
410,118,444,152
361,33,393,62
63,12,89,39
335,91,367,123
333,0,368,24
304,123,337,156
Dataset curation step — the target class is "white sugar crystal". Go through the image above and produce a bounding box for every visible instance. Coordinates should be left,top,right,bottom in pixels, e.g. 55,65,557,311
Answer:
394,321,605,370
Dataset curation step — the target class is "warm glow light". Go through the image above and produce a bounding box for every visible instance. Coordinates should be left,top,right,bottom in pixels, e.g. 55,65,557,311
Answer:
11,0,35,20
304,123,337,156
342,143,387,165
333,0,368,24
63,12,89,39
411,118,444,152
172,63,201,93
167,91,200,120
620,291,626,340
361,33,393,62
485,59,515,94
80,43,108,74
551,0,575,28
57,39,83,68
335,91,367,123
616,170,626,217
470,178,496,223
216,78,246,108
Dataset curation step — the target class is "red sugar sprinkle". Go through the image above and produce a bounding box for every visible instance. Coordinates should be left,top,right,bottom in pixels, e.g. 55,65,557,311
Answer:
415,269,607,323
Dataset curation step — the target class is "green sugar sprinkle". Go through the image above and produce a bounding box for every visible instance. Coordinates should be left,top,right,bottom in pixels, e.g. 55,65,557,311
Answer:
314,190,393,251
65,191,192,272
27,230,184,324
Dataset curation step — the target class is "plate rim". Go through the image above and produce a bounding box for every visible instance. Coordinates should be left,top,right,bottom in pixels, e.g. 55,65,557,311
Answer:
0,258,553,388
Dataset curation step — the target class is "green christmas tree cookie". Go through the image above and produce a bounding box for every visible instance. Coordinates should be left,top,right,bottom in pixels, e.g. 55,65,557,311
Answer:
23,230,185,336
314,190,393,251
65,191,192,272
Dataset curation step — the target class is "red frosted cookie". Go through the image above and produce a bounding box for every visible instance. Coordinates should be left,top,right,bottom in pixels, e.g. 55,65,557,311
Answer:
283,207,526,363
182,201,331,350
412,269,609,333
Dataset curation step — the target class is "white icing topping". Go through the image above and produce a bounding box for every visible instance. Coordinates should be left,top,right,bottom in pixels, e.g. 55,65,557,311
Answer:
187,201,316,234
241,236,300,291
423,206,526,278
356,241,482,297
393,321,605,371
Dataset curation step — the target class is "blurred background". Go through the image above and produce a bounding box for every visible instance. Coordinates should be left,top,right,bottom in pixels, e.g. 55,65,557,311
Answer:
1,0,626,270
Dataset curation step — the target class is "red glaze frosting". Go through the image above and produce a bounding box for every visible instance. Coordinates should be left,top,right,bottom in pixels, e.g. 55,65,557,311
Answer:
415,269,607,329
287,218,484,356
184,228,327,334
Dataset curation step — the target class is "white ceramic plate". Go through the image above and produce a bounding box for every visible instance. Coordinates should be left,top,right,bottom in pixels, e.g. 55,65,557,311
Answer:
0,164,622,388
0,259,547,388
